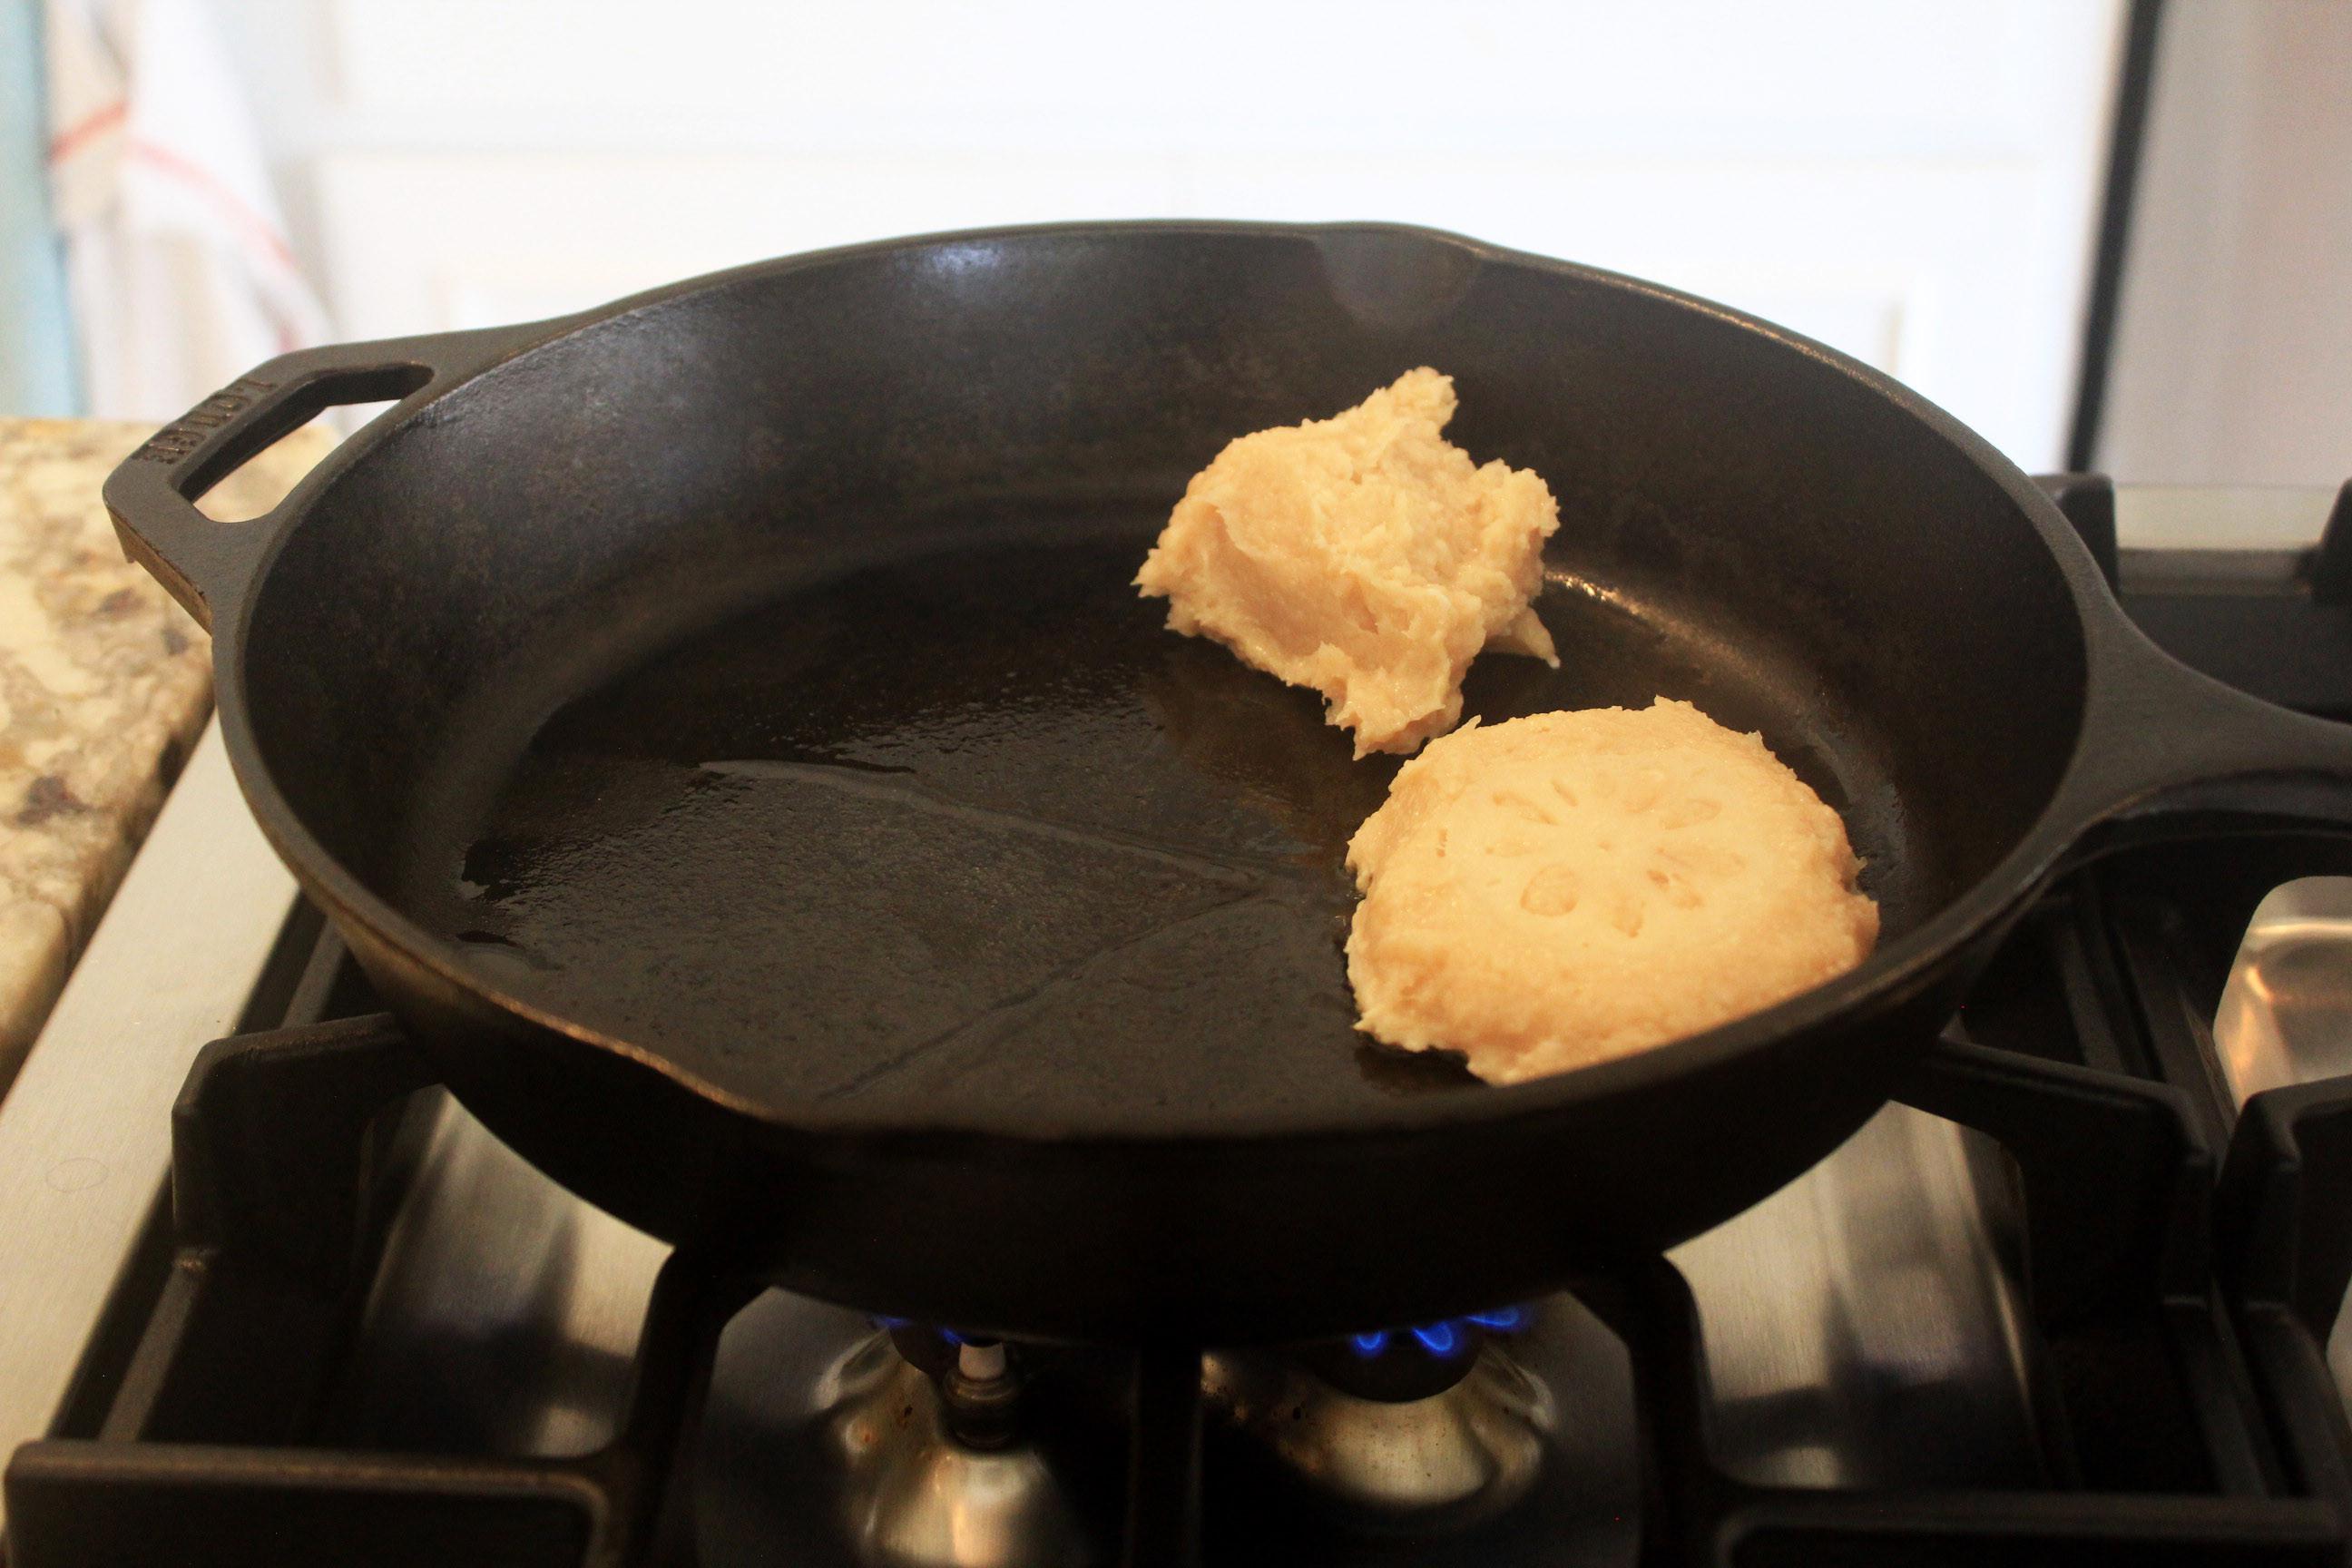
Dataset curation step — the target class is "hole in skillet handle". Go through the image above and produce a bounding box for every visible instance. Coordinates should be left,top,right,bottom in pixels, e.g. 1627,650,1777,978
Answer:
100,325,540,633
191,398,407,524
103,358,428,632
2055,557,2352,867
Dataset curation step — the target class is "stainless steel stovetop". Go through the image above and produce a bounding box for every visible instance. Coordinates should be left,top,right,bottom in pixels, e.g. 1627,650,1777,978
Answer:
3,481,2350,1566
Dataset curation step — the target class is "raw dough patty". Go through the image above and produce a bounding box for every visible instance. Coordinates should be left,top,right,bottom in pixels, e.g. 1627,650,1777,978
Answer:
1345,700,1879,1084
1135,368,1559,757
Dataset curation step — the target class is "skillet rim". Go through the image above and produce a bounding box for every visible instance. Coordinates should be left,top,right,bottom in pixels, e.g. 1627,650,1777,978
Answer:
210,218,2115,1144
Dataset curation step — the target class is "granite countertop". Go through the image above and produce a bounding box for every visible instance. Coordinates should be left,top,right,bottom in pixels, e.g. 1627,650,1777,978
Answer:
0,418,335,1090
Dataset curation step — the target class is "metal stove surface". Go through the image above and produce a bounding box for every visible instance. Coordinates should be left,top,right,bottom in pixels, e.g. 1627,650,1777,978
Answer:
0,728,2048,1568
8,479,2352,1565
307,1068,2035,1565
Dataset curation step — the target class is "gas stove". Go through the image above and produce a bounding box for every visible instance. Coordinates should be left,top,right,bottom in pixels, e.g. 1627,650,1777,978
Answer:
3,476,2351,1566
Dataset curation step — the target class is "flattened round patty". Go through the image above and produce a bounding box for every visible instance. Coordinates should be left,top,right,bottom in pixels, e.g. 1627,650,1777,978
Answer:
1344,700,1879,1083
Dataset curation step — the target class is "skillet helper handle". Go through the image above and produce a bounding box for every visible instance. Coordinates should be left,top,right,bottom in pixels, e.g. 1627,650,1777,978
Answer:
103,326,533,632
2057,484,2352,862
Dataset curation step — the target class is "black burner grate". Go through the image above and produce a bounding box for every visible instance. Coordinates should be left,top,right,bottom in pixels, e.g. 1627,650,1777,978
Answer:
10,858,2352,1566
11,477,2352,1564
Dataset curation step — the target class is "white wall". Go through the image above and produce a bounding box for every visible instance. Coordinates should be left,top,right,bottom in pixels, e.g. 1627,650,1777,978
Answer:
210,0,2124,469
2100,0,2352,488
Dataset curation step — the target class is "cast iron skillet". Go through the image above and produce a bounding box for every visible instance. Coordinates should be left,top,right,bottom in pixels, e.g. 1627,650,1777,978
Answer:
106,222,2352,1345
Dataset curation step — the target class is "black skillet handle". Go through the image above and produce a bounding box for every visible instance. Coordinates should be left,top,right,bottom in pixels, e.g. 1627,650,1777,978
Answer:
103,325,539,632
2048,479,2352,863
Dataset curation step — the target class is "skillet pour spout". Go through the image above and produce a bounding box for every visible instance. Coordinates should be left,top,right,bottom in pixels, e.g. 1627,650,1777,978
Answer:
100,222,2352,1343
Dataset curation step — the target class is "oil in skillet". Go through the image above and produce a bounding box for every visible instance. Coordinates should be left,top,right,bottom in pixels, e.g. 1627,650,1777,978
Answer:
446,530,1403,1119
441,521,1780,1119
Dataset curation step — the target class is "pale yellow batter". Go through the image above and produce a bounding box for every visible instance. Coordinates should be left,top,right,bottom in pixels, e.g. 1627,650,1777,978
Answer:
1345,701,1879,1084
1135,368,1559,757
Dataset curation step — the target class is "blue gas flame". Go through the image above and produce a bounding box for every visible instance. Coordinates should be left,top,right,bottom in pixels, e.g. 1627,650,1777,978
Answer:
1410,1321,1458,1355
1347,1305,1530,1358
870,1315,966,1346
1465,1306,1528,1331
